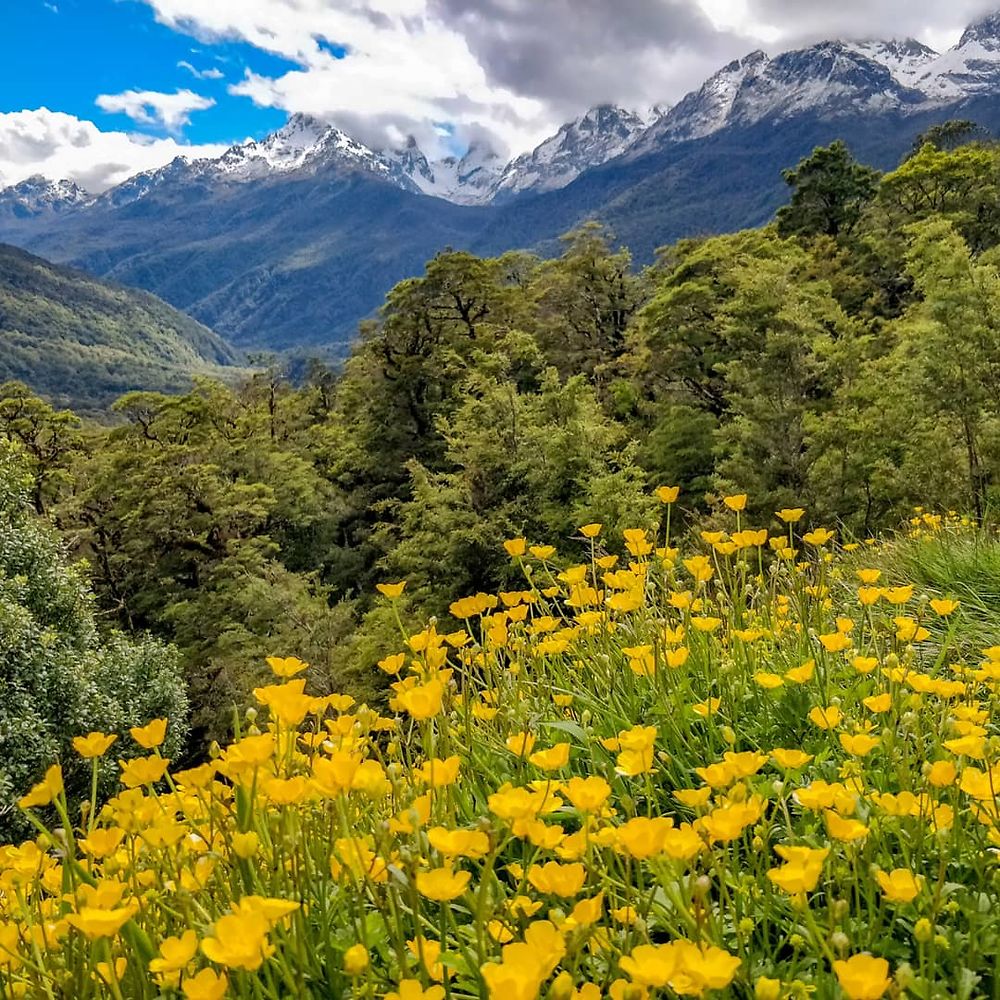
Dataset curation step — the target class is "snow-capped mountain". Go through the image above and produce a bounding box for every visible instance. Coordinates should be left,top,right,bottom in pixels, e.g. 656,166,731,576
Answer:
843,39,939,91
903,12,1000,101
633,41,928,155
387,138,504,205
0,176,91,218
491,105,655,203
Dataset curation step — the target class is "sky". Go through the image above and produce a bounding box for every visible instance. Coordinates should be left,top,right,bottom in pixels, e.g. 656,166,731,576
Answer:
1,0,997,192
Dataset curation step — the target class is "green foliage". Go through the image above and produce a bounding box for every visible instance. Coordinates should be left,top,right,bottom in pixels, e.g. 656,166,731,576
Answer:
776,140,881,239
0,444,187,839
0,243,241,413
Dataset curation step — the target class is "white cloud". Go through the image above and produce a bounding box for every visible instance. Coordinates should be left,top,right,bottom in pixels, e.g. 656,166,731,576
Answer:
178,60,225,80
95,87,216,132
0,108,229,192
138,0,986,158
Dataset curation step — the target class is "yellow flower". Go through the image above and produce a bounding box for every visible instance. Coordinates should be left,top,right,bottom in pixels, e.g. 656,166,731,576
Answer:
824,810,869,842
802,527,835,546
265,655,308,677
376,581,407,599
656,485,680,504
397,679,445,721
819,631,852,653
927,760,957,787
72,732,118,759
428,827,490,860
930,598,959,616
149,930,199,974
18,764,63,808
130,718,167,749
767,846,829,894
862,693,892,714
387,980,446,1000
943,734,986,759
78,826,127,859
506,732,536,757
754,671,785,690
776,508,805,523
564,776,611,812
231,831,260,859
415,867,471,901
755,977,783,1000
833,954,891,1000
770,748,813,770
65,904,138,940
504,537,527,557
876,868,922,903
527,861,586,897
839,733,879,757
201,911,274,971
182,968,229,1000
808,705,842,730
579,522,602,538
528,743,570,771
852,656,878,674
723,493,748,512
784,659,815,684
119,755,170,788
856,568,881,584
343,943,369,975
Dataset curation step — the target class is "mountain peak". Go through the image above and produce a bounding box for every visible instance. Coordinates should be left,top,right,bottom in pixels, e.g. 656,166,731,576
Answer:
0,175,91,218
959,10,1000,49
490,103,648,202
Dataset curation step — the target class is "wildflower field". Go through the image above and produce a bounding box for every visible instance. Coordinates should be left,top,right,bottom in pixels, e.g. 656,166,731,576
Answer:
3,491,999,1000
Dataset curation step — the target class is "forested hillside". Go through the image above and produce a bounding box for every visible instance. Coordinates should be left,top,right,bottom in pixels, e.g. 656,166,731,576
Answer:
4,134,1000,746
0,244,241,411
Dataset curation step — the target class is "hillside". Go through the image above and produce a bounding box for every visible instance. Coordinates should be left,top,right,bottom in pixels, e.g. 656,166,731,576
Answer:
0,244,242,410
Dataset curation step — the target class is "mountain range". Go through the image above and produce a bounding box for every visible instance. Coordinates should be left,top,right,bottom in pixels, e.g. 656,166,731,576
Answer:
4,11,1000,351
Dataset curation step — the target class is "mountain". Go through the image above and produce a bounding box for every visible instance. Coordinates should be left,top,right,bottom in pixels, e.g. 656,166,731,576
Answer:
0,176,91,220
388,138,505,204
491,105,654,203
0,243,241,411
3,12,1000,350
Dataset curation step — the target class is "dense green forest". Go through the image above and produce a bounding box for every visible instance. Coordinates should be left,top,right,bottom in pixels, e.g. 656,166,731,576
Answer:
5,130,1000,758
0,244,241,412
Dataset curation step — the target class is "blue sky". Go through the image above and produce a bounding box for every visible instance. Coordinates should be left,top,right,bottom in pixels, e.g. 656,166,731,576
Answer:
2,0,290,146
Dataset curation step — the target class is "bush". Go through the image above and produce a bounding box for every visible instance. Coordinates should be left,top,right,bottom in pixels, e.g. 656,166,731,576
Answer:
0,445,187,839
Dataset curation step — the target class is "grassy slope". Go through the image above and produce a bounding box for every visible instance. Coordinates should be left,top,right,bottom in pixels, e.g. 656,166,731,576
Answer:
0,243,242,411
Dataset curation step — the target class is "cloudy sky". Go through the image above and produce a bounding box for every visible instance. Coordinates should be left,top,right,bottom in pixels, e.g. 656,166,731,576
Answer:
1,0,997,191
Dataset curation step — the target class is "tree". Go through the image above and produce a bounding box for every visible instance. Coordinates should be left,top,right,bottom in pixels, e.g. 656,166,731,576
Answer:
908,119,989,157
776,141,881,240
0,381,82,515
890,219,1000,521
0,444,187,839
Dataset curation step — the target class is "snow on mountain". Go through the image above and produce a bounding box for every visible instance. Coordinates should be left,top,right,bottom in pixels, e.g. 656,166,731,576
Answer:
491,105,652,202
903,12,1000,101
844,39,939,90
632,39,932,156
0,175,91,218
388,138,504,205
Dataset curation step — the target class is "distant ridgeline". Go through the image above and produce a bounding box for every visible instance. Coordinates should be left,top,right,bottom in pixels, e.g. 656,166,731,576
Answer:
0,244,242,412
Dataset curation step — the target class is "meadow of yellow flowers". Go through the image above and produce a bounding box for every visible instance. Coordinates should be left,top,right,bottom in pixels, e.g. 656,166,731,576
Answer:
2,490,997,999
